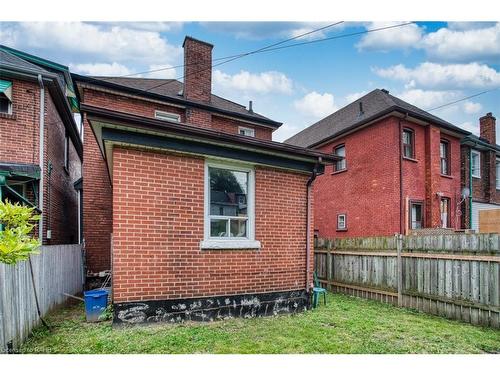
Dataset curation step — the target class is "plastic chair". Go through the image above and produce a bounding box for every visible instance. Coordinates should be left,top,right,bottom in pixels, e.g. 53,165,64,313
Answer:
312,271,327,308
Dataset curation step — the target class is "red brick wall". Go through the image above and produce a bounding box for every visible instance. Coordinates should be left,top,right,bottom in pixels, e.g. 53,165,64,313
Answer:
112,147,311,303
43,94,80,244
314,117,401,238
0,78,81,244
313,116,462,238
183,37,212,104
80,86,277,272
0,79,40,163
212,115,273,140
82,113,113,272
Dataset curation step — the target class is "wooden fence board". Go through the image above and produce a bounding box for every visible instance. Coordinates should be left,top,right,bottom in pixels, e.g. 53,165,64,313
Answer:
315,234,500,329
0,245,83,352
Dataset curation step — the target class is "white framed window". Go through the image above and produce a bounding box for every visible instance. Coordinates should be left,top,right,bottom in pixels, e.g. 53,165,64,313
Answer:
200,160,260,249
154,110,181,123
471,150,481,178
334,145,346,172
238,126,255,137
337,214,347,230
496,158,500,189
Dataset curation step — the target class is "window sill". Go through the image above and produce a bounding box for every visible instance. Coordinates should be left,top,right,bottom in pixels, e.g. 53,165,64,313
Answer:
0,112,16,120
440,174,453,179
403,156,418,163
331,169,347,175
200,239,261,250
336,228,348,232
472,176,481,179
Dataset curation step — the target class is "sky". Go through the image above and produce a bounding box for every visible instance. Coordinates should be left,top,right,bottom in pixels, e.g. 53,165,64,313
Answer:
1,21,499,142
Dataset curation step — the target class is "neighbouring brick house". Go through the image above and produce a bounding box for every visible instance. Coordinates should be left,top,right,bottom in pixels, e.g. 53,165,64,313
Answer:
73,36,338,322
286,89,471,238
0,45,83,244
461,112,500,233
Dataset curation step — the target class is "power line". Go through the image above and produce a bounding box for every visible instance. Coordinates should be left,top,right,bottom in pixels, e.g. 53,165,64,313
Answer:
113,22,344,79
144,21,345,92
144,22,414,93
426,88,499,111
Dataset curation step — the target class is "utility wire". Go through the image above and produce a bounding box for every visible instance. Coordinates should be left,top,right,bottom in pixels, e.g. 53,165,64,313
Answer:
426,88,499,111
114,21,344,79
144,21,346,92
144,22,414,93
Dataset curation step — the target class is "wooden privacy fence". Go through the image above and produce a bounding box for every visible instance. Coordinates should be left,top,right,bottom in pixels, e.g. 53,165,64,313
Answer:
314,234,500,328
0,244,83,352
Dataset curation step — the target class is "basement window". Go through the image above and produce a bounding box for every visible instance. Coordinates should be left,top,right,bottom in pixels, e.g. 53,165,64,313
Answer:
0,79,13,114
337,214,347,230
154,110,181,123
201,160,260,249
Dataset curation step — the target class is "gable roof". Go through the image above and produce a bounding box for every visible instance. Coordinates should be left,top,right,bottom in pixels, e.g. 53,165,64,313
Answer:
0,49,49,75
73,75,281,128
285,89,470,148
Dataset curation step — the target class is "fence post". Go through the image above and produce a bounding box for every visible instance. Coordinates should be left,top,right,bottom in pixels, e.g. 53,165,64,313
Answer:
396,233,403,307
326,240,333,285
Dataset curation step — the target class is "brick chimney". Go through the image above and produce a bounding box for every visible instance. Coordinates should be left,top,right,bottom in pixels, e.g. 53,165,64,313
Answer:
479,112,496,145
183,36,213,104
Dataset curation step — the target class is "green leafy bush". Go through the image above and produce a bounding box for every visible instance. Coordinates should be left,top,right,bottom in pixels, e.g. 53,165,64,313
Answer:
0,200,41,265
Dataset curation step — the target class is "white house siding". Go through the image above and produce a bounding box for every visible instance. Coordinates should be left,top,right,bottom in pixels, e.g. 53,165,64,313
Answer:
471,201,500,231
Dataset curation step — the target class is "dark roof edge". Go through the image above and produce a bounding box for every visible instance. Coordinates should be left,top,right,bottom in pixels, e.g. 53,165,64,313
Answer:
1,64,83,159
462,134,500,153
72,73,282,128
80,103,339,164
307,106,470,149
183,36,214,49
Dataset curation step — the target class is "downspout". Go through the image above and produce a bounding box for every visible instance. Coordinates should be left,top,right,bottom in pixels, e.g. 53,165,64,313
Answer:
37,74,45,241
469,148,473,229
305,159,320,295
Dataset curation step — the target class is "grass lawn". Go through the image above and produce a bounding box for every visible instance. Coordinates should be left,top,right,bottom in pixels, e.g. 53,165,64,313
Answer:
20,293,500,354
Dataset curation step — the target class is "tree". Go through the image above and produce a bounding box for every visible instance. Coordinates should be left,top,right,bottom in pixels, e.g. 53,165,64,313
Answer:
0,200,41,265
210,168,244,194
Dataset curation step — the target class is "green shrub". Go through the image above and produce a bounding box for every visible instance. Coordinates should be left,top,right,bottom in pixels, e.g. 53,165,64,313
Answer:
0,200,41,265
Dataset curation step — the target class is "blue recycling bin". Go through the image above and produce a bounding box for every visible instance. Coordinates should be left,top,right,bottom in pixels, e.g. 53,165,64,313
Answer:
84,289,109,322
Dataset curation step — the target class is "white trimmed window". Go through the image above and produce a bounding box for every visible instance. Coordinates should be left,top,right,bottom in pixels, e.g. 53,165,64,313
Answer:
496,158,500,189
154,110,181,123
238,126,255,137
337,214,347,230
201,160,260,249
471,150,481,178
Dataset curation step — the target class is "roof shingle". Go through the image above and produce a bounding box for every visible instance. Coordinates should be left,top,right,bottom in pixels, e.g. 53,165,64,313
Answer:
285,89,470,148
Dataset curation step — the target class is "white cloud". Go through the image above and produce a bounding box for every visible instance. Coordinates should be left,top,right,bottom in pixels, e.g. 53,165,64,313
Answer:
71,62,132,76
463,101,483,114
446,22,496,31
374,62,500,90
200,22,345,41
356,22,423,51
458,121,479,135
294,91,338,118
422,23,500,62
2,22,182,67
90,22,184,33
345,91,368,103
143,64,178,79
397,89,461,110
213,70,293,95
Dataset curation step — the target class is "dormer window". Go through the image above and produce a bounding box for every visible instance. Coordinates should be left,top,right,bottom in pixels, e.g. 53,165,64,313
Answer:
0,80,13,114
154,110,180,123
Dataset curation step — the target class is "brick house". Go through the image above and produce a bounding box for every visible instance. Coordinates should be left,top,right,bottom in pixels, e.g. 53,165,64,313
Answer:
73,36,338,322
286,89,470,238
461,112,500,233
0,45,83,244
